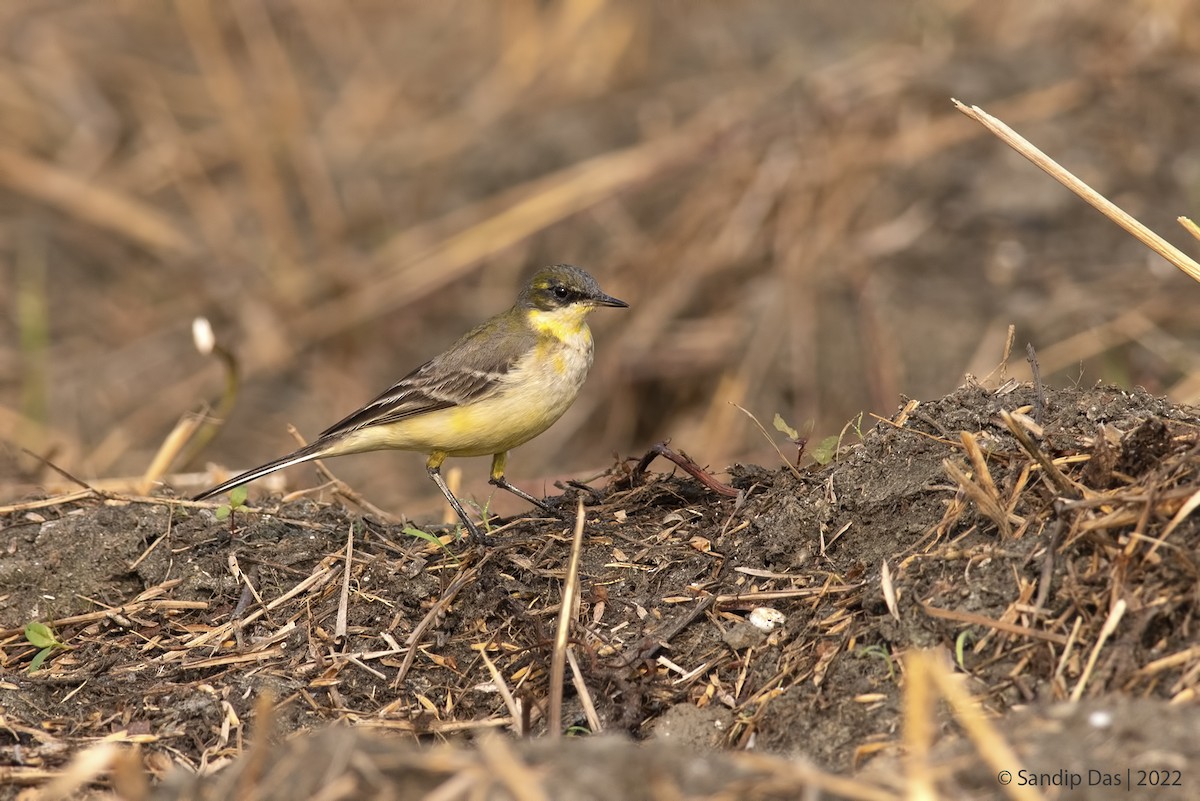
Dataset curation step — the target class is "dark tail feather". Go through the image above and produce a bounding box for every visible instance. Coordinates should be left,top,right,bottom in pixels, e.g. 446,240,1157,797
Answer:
192,441,329,501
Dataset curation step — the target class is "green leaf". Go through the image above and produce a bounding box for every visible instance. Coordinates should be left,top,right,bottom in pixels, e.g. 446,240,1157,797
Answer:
772,413,799,441
215,505,231,521
402,526,439,545
230,485,248,507
403,527,458,561
24,622,56,649
811,435,840,465
28,647,52,673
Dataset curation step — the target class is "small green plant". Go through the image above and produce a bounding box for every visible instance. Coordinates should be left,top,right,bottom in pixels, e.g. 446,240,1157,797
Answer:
855,644,896,680
469,496,497,533
955,629,976,669
809,435,841,466
24,622,66,673
403,526,460,562
214,484,248,521
771,414,812,465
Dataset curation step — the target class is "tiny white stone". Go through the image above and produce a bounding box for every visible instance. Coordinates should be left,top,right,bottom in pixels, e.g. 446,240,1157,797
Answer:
1087,709,1113,729
748,607,786,632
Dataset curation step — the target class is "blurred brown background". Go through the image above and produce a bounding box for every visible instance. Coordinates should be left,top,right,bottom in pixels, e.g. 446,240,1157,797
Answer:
2,1,1199,518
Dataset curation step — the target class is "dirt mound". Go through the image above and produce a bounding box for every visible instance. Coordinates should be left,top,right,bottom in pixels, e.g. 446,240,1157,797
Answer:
4,380,1200,799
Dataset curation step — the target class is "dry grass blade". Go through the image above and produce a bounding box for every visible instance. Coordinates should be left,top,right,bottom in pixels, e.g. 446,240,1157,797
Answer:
905,650,1045,801
233,690,278,800
1070,599,1126,702
903,647,935,801
0,147,195,256
138,413,202,495
943,457,1013,539
565,647,601,734
998,410,1079,498
477,736,551,801
336,522,353,640
960,430,999,500
729,402,804,480
921,603,1068,645
396,553,491,683
880,560,899,621
1180,216,1200,242
478,647,523,736
31,740,120,801
548,498,586,739
1145,485,1200,558
953,99,1200,284
0,489,94,515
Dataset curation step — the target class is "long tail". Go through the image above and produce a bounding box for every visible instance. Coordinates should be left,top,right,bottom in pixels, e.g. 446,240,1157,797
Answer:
192,441,329,501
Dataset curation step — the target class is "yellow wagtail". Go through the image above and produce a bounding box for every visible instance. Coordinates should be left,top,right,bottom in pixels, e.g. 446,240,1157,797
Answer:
193,264,627,544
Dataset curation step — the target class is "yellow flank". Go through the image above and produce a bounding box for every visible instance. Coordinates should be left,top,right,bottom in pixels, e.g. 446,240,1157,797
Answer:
332,309,596,459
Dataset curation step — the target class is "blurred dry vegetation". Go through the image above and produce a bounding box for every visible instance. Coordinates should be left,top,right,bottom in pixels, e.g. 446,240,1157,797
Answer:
2,0,1199,517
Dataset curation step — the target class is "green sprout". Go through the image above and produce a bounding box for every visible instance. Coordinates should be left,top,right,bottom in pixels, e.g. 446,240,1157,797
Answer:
855,644,896,680
955,629,976,669
214,484,248,521
403,526,459,562
24,622,66,673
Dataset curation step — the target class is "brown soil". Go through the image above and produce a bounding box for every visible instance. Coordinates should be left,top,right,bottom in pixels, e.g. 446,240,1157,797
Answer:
5,380,1200,799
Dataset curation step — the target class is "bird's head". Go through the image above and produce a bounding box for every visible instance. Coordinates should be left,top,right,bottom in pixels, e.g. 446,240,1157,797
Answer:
518,264,628,339
519,264,628,313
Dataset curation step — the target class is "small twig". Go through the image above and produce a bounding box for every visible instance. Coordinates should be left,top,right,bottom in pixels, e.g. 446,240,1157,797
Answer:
622,593,718,666
395,552,491,683
1032,512,1066,611
0,598,208,640
566,647,602,733
554,479,604,504
631,441,739,497
1025,343,1045,425
20,447,98,494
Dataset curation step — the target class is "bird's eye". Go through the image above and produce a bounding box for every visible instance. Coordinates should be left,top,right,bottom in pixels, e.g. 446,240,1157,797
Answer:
551,285,570,300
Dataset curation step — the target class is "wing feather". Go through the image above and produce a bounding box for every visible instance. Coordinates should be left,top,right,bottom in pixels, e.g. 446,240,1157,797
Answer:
317,312,537,440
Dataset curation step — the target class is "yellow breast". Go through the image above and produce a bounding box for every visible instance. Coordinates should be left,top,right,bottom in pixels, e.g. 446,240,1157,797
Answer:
338,322,595,458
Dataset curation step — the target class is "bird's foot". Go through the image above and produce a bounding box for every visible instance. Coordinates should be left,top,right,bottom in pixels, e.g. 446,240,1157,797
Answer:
460,518,490,548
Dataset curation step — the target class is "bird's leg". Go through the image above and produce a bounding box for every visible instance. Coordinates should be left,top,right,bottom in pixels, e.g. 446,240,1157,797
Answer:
426,452,488,547
488,452,555,514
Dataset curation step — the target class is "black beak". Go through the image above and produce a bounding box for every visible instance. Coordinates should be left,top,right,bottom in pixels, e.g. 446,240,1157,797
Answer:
593,290,628,308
